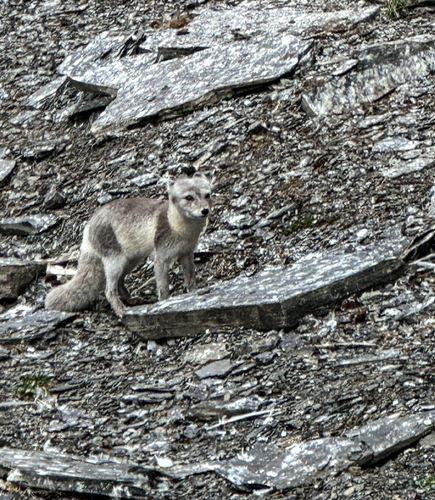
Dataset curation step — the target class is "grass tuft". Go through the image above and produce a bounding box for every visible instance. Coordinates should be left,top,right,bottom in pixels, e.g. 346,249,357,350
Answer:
283,213,314,235
416,473,435,490
16,373,51,399
386,0,409,18
283,212,341,236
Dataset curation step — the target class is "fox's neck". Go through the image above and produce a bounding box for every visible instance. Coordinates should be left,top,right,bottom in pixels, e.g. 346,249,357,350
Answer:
167,201,204,240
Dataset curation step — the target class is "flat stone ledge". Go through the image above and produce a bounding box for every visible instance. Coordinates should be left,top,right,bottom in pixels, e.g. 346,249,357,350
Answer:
123,238,407,339
89,34,311,136
0,448,165,498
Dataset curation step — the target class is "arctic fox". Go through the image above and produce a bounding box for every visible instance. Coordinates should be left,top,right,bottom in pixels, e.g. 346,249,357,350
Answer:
45,173,212,316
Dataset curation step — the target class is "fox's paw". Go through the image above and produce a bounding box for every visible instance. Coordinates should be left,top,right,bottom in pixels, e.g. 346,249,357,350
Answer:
123,297,144,307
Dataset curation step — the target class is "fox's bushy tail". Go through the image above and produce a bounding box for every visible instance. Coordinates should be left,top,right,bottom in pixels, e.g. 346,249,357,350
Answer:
45,252,105,312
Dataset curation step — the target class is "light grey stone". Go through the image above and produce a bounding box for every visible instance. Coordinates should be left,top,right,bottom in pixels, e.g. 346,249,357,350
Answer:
0,160,16,187
0,214,59,235
195,359,238,379
301,36,435,117
0,447,167,498
345,411,435,464
188,396,263,420
214,411,435,490
195,230,237,254
89,35,310,136
138,2,378,51
131,173,160,188
337,349,402,366
214,438,367,491
27,77,67,108
183,342,230,365
48,3,379,136
380,149,435,178
0,308,75,344
0,258,46,300
372,137,421,153
2,411,435,494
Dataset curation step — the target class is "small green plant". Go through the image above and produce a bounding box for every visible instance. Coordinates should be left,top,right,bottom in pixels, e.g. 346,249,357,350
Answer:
283,212,341,236
386,0,408,18
415,473,435,490
283,212,314,235
16,373,51,399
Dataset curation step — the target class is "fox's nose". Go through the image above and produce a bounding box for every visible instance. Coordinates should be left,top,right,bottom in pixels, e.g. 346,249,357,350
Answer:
202,208,209,216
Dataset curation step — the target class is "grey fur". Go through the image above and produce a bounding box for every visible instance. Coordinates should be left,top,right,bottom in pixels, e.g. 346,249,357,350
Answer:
45,252,105,312
45,175,212,316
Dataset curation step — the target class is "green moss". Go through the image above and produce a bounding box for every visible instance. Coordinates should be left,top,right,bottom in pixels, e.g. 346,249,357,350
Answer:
416,473,435,490
283,213,314,235
16,373,51,399
283,212,340,236
386,0,408,18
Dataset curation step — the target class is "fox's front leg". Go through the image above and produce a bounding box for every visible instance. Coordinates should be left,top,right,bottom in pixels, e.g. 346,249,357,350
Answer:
154,253,170,300
179,252,196,292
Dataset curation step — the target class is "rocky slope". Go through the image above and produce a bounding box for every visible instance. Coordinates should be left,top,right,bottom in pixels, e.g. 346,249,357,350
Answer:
2,0,435,498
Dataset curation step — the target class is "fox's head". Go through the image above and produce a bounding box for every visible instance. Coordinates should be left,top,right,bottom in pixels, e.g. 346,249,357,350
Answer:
169,173,212,220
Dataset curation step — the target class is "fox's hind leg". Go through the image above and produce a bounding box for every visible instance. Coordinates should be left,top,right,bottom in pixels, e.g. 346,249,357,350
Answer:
102,255,130,316
118,280,143,306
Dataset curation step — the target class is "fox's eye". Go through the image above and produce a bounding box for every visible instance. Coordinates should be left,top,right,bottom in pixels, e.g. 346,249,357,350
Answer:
185,195,194,201
204,193,211,199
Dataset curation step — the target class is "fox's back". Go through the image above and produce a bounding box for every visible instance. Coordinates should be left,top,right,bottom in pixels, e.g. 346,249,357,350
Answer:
85,198,167,261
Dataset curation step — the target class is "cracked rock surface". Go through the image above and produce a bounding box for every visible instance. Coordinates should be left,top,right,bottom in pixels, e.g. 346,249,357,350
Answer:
2,0,435,498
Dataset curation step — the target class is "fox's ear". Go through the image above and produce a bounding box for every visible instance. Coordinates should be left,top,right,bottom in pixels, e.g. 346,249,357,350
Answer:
194,171,211,188
167,174,176,190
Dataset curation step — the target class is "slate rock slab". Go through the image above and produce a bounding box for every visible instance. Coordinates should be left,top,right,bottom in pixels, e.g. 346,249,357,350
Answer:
58,3,378,81
47,3,379,136
0,447,166,499
137,3,379,53
0,160,16,187
345,412,435,464
0,258,46,300
27,76,67,109
214,438,366,491
58,32,142,82
89,35,311,136
379,145,435,179
196,230,237,254
301,35,435,117
0,214,59,235
194,358,239,379
2,411,435,496
188,396,263,421
215,410,435,491
0,308,76,344
337,348,402,366
198,2,379,40
123,238,407,339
